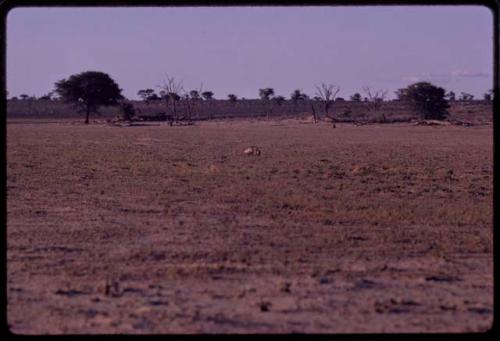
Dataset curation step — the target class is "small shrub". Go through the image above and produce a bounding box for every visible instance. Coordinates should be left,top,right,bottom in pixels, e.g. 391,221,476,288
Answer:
119,102,136,121
342,109,352,117
376,113,387,123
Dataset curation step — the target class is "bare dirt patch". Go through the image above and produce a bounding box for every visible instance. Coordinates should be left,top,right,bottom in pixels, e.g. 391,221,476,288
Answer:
7,119,493,333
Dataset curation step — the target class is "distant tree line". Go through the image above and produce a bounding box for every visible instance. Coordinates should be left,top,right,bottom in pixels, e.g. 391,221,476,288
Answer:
7,70,494,124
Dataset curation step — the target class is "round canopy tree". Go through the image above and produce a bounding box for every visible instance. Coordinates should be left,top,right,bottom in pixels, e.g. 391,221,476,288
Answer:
54,71,123,124
396,82,449,120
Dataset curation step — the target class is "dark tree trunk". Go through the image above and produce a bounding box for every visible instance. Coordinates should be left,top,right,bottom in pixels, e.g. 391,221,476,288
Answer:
325,101,332,119
311,103,317,123
267,103,273,120
85,105,90,124
324,102,335,127
172,100,177,121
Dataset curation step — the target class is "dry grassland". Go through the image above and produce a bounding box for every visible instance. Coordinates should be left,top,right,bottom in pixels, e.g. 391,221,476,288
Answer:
7,118,493,333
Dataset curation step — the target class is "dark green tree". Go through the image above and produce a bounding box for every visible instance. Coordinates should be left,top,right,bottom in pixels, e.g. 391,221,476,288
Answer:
148,93,161,101
137,89,155,101
350,93,362,102
290,89,307,113
39,92,54,100
202,91,214,101
259,88,275,119
273,95,285,106
483,89,493,101
396,82,449,120
190,90,201,100
259,88,274,100
459,92,474,101
119,102,136,121
202,91,215,120
446,91,456,101
228,94,238,103
55,71,123,124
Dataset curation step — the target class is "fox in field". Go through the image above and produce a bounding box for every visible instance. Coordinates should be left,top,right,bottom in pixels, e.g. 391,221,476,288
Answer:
243,146,261,156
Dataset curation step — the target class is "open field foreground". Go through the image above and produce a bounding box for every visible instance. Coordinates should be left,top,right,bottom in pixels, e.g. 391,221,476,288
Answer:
7,119,493,334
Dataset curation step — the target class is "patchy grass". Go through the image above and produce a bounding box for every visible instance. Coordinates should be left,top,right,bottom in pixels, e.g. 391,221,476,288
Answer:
7,119,493,333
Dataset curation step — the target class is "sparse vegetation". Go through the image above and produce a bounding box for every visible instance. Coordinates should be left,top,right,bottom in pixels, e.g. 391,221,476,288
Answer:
7,119,493,333
17,73,488,125
6,70,493,336
6,3,493,333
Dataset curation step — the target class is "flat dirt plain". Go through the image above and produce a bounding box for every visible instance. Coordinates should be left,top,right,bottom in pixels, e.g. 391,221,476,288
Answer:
7,118,493,334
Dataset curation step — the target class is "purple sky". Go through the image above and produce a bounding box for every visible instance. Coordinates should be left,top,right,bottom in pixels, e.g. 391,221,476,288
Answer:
7,5,493,100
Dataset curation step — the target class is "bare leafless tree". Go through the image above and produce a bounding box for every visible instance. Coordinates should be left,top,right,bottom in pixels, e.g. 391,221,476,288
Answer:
315,83,340,126
362,86,387,112
310,102,317,123
362,86,388,122
157,74,184,121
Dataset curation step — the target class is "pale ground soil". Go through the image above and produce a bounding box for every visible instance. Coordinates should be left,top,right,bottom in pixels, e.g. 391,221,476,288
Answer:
6,118,493,334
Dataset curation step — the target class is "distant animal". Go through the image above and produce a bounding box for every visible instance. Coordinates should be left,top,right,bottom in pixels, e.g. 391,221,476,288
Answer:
243,146,261,156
